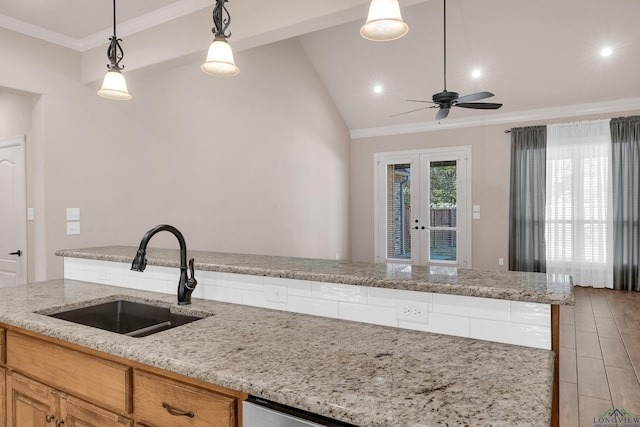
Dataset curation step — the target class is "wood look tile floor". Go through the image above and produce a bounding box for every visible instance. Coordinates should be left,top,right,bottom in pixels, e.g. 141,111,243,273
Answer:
560,286,640,427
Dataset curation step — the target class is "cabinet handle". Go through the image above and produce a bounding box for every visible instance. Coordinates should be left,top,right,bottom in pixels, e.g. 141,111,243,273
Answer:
45,415,54,423
162,402,195,418
56,421,65,426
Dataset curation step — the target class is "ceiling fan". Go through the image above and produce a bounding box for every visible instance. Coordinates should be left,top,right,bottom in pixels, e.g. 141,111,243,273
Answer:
393,0,502,120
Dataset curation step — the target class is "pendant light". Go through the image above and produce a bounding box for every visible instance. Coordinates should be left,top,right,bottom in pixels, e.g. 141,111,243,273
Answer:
201,0,240,77
360,0,409,42
97,0,132,100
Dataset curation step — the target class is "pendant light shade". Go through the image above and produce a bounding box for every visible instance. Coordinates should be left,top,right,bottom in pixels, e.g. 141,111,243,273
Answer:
98,70,132,100
201,37,240,77
202,0,240,77
360,0,409,41
97,0,132,100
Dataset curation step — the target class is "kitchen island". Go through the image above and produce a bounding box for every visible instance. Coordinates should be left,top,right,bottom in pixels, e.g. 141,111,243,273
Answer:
57,246,573,305
0,279,554,426
55,246,573,426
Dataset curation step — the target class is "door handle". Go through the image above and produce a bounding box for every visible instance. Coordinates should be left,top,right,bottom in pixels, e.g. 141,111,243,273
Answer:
9,250,21,256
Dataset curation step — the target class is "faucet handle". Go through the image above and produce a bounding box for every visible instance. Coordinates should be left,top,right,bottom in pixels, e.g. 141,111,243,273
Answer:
186,258,197,290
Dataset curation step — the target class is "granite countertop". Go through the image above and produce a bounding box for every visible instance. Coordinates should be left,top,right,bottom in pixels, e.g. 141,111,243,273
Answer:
0,280,554,426
56,246,574,305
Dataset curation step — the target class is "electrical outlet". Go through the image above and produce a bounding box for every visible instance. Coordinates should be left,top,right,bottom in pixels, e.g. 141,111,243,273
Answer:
264,284,287,303
395,301,429,324
498,258,504,266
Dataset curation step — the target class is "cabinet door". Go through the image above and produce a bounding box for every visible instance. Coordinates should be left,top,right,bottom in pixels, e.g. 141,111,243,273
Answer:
1,367,6,427
6,372,57,427
61,396,132,427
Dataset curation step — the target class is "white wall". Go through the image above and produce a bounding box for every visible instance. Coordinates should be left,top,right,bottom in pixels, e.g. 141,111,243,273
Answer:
0,28,351,280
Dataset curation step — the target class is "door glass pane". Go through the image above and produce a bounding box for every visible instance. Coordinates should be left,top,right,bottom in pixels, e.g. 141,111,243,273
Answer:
386,163,411,260
430,230,457,261
430,160,457,261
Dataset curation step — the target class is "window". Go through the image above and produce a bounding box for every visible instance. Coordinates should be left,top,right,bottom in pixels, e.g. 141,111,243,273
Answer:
545,120,613,288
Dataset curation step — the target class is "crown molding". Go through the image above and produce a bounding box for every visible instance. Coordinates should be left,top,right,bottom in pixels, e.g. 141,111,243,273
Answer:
0,13,83,50
0,0,212,52
350,97,640,139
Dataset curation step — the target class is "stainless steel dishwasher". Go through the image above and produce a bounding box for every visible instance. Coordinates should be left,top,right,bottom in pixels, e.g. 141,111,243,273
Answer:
242,396,358,427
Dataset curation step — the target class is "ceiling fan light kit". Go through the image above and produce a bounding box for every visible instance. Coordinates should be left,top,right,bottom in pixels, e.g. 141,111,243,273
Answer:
361,0,409,41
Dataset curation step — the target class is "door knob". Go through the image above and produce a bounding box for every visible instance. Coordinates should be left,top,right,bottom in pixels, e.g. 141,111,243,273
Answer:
9,250,21,256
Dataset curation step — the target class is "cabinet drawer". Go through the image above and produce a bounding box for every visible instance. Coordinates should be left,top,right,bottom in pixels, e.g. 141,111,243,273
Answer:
134,370,236,427
6,331,131,414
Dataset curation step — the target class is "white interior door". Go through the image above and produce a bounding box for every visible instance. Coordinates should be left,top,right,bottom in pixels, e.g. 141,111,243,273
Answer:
0,136,27,286
375,147,471,268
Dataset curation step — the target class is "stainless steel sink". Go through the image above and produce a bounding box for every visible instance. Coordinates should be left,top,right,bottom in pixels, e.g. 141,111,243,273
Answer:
47,299,207,338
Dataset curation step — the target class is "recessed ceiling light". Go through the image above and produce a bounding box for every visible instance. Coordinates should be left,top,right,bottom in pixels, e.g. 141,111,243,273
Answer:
374,85,383,94
471,69,482,79
600,47,613,57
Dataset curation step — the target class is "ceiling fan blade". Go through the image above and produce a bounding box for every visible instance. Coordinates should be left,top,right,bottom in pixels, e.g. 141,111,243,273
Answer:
436,108,450,120
455,102,503,110
456,91,494,104
406,99,435,104
390,106,432,117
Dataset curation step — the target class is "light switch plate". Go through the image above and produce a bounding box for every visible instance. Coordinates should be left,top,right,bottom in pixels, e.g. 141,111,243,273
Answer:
66,208,80,221
473,205,481,212
473,212,481,220
67,222,81,235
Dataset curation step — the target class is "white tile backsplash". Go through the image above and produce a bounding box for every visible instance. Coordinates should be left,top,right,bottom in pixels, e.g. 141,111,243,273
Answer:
63,258,552,349
338,302,397,327
311,282,367,303
470,319,551,349
288,295,339,318
433,293,510,321
368,287,433,307
510,301,551,326
400,312,470,337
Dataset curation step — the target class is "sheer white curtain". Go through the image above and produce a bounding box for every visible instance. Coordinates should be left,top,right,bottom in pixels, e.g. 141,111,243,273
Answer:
546,119,614,288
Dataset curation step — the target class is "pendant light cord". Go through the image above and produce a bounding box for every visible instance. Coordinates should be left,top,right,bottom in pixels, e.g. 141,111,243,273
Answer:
112,0,117,37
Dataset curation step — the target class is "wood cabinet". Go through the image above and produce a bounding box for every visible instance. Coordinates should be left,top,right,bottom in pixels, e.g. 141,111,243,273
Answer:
1,367,6,427
6,330,131,414
1,328,5,363
61,396,133,427
6,372,132,427
3,330,245,427
6,372,57,427
134,370,236,427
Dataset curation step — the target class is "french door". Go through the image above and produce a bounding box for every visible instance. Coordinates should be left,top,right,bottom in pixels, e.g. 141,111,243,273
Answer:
374,147,471,268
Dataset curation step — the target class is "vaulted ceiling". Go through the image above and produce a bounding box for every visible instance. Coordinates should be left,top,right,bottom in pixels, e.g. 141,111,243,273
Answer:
2,0,639,135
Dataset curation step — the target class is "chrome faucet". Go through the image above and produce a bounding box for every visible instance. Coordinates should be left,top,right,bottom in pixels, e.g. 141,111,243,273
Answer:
131,224,197,305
